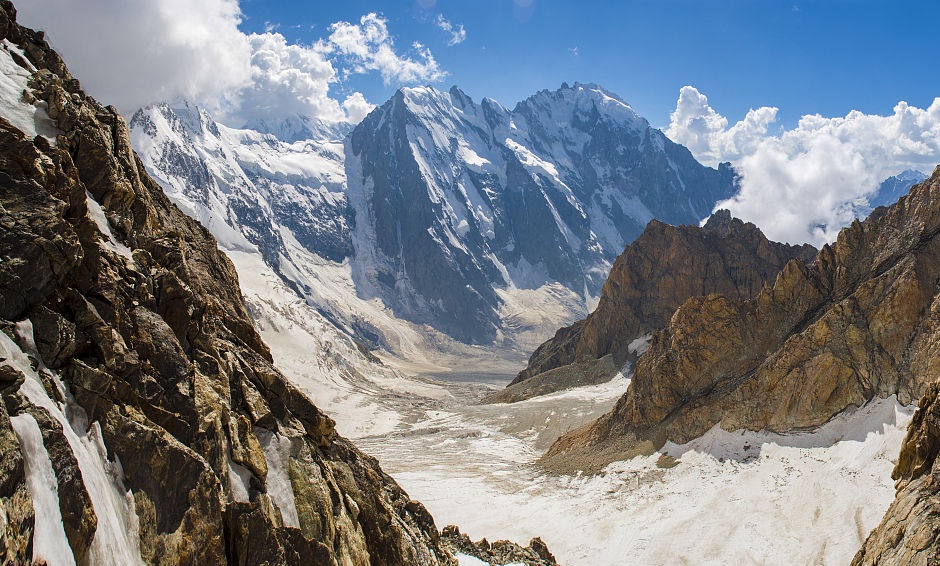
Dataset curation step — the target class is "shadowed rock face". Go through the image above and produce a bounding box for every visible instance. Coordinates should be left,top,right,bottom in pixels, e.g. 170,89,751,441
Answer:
0,3,479,563
494,210,815,403
542,166,940,474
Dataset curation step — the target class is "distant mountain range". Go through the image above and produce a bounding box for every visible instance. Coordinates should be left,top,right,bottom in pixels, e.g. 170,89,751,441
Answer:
868,169,927,210
131,82,738,351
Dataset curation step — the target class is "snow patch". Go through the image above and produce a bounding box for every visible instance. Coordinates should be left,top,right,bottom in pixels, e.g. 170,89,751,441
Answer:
227,460,252,503
255,428,300,528
2,324,143,565
0,40,60,143
85,191,135,263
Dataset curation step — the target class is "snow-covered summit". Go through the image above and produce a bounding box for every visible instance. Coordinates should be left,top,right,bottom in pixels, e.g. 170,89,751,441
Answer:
244,114,352,143
347,83,738,342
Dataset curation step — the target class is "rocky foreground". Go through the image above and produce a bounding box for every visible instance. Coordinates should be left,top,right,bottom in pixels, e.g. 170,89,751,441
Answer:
0,3,549,564
494,210,815,403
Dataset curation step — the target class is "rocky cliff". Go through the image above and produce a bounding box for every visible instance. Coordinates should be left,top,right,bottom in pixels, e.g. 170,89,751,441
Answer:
542,166,940,474
0,4,545,564
852,383,940,565
493,210,816,402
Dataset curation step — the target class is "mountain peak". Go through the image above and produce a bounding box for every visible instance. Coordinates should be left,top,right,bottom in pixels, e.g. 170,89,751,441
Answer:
243,113,351,143
514,81,647,131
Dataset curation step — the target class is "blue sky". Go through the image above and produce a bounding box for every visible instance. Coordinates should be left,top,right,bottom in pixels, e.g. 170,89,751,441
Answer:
236,0,940,129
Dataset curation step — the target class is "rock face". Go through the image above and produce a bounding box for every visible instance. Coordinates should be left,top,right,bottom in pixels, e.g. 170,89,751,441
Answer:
0,3,556,564
440,525,557,566
492,210,815,402
542,166,940,473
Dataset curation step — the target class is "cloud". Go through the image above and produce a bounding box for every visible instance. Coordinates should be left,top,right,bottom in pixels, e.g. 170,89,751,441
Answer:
665,86,777,166
666,86,940,245
322,13,445,84
436,15,467,46
17,3,444,128
17,0,252,116
343,92,376,123
225,32,345,126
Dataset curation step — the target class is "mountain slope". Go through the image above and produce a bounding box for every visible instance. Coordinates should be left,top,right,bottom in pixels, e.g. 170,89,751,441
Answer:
0,5,544,563
491,210,816,402
543,166,940,473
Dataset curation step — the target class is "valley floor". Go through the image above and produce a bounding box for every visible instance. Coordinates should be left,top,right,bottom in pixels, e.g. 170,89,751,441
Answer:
233,248,913,565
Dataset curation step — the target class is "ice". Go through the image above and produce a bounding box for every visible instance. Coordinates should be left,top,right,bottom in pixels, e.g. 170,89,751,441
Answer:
355,374,913,566
9,413,75,566
228,460,252,503
255,428,300,528
2,325,143,565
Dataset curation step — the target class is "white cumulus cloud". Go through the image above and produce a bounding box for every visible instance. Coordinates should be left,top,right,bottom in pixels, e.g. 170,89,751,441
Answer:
342,92,376,123
323,13,445,84
17,2,443,128
666,86,940,245
436,15,467,46
227,32,345,126
17,0,252,116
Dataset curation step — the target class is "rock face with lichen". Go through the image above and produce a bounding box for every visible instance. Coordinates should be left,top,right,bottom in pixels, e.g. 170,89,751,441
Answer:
492,210,815,403
542,167,940,475
0,3,555,564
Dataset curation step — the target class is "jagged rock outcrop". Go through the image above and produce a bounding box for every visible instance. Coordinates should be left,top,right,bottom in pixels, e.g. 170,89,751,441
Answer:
491,210,816,402
440,525,556,565
0,3,549,564
542,166,940,473
852,383,940,564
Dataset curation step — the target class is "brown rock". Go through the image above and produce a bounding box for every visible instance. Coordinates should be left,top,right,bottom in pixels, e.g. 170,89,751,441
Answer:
441,524,557,565
501,210,815,402
853,383,940,564
0,3,549,564
543,167,940,472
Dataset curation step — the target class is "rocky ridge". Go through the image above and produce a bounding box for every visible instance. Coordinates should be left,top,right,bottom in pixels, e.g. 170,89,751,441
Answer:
0,3,548,564
492,210,816,402
542,166,940,474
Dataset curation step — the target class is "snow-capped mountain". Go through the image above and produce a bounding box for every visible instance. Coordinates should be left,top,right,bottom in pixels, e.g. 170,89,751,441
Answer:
868,169,927,210
245,114,354,144
347,83,737,342
130,82,736,356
